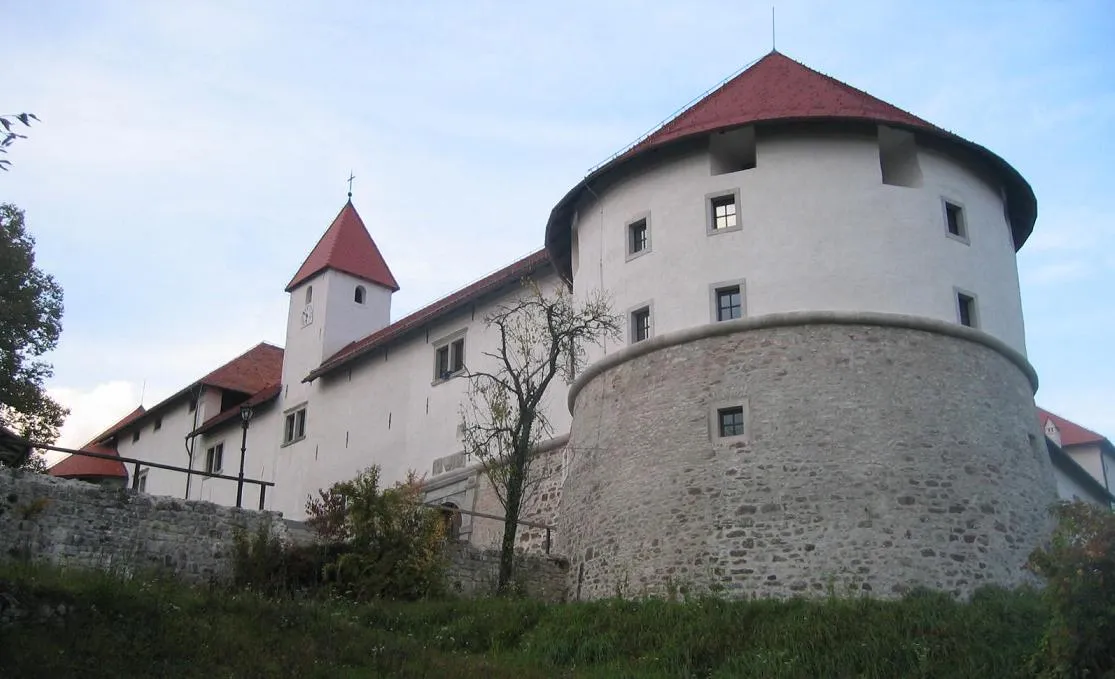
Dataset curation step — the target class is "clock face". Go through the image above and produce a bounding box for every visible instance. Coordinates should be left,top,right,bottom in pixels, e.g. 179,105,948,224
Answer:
301,304,314,327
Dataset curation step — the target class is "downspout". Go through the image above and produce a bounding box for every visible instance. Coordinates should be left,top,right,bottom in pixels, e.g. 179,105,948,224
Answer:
183,384,204,499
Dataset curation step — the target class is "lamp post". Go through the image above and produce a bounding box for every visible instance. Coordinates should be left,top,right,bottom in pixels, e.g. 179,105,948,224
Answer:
236,404,254,508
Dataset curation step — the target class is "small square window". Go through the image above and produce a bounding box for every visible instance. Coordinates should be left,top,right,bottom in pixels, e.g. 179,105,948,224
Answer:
717,407,745,438
629,218,648,255
132,429,140,443
711,194,738,231
434,336,466,381
283,408,307,444
944,200,967,240
631,307,651,343
205,443,223,474
957,291,977,328
153,416,162,431
716,286,742,322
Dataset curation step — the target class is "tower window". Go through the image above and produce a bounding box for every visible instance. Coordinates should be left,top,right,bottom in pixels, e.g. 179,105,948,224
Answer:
707,190,742,234
956,290,977,328
354,285,366,304
715,285,742,321
943,200,968,242
628,218,648,256
631,306,651,343
717,407,745,438
205,443,224,474
305,285,313,304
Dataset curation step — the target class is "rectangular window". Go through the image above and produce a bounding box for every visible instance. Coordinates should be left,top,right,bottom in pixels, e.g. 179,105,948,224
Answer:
153,416,162,432
132,429,140,443
629,218,648,255
136,470,148,492
716,286,742,321
205,443,223,474
283,408,307,444
435,345,450,379
957,292,977,328
711,194,738,231
631,307,651,343
944,201,966,239
433,335,466,381
717,406,745,437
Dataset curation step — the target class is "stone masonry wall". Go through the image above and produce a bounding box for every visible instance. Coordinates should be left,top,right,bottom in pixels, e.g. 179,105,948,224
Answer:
444,541,569,602
0,468,285,583
562,322,1057,600
468,445,565,554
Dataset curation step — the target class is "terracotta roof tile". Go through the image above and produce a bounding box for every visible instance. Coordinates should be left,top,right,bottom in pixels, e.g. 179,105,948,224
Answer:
286,201,399,292
47,406,145,480
200,343,284,395
306,250,551,381
1038,408,1108,447
629,51,939,155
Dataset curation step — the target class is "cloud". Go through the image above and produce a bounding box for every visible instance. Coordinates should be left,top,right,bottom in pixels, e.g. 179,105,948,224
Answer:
47,381,142,461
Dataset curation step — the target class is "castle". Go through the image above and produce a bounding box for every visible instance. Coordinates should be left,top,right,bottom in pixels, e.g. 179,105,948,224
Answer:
49,52,1114,598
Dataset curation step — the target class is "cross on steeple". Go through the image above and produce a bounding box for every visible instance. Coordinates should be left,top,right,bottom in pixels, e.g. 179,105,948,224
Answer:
347,171,355,199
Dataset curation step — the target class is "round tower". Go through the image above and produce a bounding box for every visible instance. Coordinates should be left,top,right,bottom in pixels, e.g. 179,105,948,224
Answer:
547,52,1056,599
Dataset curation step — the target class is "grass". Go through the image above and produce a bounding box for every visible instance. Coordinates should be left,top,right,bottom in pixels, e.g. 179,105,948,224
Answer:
0,562,1048,678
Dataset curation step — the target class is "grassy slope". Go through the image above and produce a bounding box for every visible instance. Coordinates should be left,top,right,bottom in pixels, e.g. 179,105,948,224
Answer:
0,563,1046,679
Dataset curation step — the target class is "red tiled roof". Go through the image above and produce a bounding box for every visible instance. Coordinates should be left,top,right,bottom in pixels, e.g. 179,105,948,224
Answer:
286,201,399,293
199,343,284,395
629,51,939,155
190,383,282,437
306,250,551,381
47,406,146,480
1038,408,1108,447
545,51,1038,280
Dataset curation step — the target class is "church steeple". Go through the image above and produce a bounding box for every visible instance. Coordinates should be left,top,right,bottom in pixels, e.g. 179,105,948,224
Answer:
285,201,399,293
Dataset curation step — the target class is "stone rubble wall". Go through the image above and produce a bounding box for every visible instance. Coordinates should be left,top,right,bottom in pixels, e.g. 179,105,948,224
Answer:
444,541,569,602
467,444,566,554
0,468,286,584
562,320,1057,601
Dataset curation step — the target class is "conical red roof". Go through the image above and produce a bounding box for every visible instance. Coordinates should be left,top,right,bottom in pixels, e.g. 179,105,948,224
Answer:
286,201,399,292
629,51,939,154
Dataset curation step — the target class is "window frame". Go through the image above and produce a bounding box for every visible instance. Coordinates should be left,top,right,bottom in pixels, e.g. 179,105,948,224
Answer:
282,404,308,446
628,302,653,344
942,197,969,244
706,188,743,235
954,287,979,328
205,442,224,474
709,279,746,323
709,399,750,442
354,285,366,304
625,212,652,261
136,469,148,492
432,329,468,384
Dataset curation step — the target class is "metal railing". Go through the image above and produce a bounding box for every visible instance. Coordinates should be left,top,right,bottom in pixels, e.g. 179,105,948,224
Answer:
27,442,275,510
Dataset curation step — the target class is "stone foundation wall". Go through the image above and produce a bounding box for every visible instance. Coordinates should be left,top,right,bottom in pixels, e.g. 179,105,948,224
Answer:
0,468,285,583
444,541,569,602
562,318,1056,600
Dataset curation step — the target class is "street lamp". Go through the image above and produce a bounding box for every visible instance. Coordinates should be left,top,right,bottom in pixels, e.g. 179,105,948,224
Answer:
236,404,254,508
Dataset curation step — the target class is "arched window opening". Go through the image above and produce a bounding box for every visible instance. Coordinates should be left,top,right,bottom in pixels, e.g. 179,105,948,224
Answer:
305,285,313,304
354,285,366,304
440,502,462,540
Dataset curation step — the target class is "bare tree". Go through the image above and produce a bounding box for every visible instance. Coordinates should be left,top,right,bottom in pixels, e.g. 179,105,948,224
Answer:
460,279,620,592
1,113,38,171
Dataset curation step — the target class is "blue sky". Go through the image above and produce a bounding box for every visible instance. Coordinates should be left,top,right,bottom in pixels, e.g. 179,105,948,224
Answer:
3,0,1112,451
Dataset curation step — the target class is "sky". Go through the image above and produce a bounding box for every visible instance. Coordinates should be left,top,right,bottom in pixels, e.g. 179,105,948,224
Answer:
2,0,1113,457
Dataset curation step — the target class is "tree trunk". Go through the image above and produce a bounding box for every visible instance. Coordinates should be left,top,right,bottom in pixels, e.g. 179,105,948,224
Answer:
497,458,525,593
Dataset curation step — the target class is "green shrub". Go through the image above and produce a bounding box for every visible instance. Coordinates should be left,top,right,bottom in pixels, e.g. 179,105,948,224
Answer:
1027,500,1115,678
231,524,333,597
305,465,447,601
